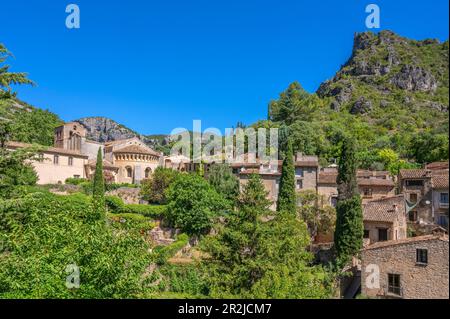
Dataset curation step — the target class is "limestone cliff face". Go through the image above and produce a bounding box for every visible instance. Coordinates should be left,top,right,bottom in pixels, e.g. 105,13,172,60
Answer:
74,117,170,152
317,30,448,114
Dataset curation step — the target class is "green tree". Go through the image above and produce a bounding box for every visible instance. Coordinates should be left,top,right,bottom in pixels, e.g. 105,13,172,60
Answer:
276,139,296,213
411,132,449,164
92,148,105,218
140,167,178,204
202,175,333,298
0,192,150,298
297,190,336,240
0,44,34,97
207,163,240,203
165,174,228,236
334,138,363,266
0,121,40,198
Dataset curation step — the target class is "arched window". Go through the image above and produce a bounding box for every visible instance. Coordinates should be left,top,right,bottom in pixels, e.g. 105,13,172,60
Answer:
68,157,73,166
126,166,133,178
145,167,152,178
54,155,59,165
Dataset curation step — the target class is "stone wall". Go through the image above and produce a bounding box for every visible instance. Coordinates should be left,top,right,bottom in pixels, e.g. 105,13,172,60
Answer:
361,238,449,299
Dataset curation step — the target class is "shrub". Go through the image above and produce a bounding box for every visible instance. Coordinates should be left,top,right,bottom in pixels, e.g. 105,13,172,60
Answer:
65,177,88,185
105,195,125,213
123,204,166,218
153,234,189,265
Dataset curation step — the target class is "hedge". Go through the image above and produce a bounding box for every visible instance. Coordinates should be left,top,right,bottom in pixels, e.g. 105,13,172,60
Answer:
153,233,189,265
105,195,166,218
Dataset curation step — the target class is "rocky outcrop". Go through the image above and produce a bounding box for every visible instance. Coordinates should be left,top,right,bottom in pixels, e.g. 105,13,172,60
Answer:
316,30,447,114
76,117,137,142
350,97,373,115
390,65,438,92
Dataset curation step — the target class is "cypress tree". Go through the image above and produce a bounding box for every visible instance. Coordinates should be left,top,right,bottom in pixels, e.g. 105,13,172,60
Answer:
276,139,296,213
334,138,363,266
92,147,105,218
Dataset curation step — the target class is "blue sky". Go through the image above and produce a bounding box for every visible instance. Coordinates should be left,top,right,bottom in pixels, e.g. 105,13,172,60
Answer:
1,0,448,134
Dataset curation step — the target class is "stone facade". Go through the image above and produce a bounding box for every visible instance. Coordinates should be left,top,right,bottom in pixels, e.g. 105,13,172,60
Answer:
361,235,449,299
7,123,162,185
362,195,408,245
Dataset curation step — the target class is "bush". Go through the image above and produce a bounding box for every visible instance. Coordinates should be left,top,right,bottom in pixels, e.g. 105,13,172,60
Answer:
123,204,166,218
105,195,125,213
153,234,189,265
65,177,88,185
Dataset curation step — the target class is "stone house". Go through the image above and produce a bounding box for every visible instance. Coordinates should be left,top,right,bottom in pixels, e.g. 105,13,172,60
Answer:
362,195,407,245
7,123,161,185
317,168,395,207
399,166,449,234
6,141,88,184
237,153,319,211
361,235,449,299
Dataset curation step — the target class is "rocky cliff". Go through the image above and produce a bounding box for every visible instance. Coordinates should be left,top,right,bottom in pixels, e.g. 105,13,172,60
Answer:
317,30,448,113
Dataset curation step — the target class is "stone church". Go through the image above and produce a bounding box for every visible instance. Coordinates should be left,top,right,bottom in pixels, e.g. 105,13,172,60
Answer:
7,122,162,184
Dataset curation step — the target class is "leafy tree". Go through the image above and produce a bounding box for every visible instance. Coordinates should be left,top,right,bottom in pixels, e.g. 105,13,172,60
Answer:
207,164,239,203
276,139,296,213
0,192,150,298
378,148,420,175
140,167,178,204
334,138,363,266
0,44,34,97
411,132,449,164
165,174,228,236
0,121,40,198
297,190,336,240
202,175,333,298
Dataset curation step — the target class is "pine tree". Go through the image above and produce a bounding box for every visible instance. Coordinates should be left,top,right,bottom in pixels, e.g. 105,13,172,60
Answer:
276,139,296,213
92,147,105,219
334,138,363,266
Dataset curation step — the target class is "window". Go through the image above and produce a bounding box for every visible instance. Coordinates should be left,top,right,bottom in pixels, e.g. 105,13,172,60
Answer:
38,153,44,161
408,211,418,222
296,179,303,190
388,274,401,296
363,188,373,196
363,230,370,239
73,175,80,179
145,167,152,178
378,228,388,242
295,168,304,177
416,249,428,265
330,196,338,208
440,193,449,204
54,155,59,165
126,167,133,178
68,157,73,166
409,193,418,203
406,180,423,187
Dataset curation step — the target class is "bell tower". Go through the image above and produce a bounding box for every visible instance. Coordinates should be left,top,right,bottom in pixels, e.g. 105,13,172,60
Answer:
54,122,87,152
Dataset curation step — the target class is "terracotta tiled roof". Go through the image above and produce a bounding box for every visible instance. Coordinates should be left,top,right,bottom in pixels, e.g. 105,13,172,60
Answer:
432,174,449,189
87,159,119,169
104,138,137,146
357,178,394,187
113,145,160,156
6,141,88,158
318,173,338,184
239,169,280,176
363,195,406,223
399,169,431,179
426,161,449,170
294,161,319,167
364,234,449,251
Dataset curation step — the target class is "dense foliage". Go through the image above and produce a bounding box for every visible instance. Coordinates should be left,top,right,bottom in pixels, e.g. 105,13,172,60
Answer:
202,175,333,298
140,167,178,204
276,140,296,213
165,174,229,236
334,139,364,266
0,192,150,298
206,163,240,203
